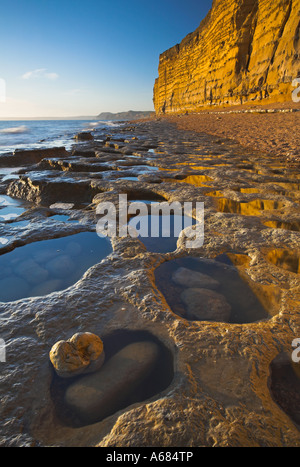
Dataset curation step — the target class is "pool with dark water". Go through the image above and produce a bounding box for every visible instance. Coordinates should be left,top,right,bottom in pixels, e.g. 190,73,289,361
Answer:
0,231,112,302
155,254,269,324
128,213,199,253
50,329,174,428
0,195,29,221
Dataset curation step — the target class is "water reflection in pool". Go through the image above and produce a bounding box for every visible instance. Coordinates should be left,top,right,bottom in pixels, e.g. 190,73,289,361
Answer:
128,213,199,253
0,232,112,302
0,195,29,221
266,249,300,274
217,198,284,216
155,255,269,323
163,174,213,187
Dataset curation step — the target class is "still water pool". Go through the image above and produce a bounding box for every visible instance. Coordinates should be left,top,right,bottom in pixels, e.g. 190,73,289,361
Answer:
0,232,112,302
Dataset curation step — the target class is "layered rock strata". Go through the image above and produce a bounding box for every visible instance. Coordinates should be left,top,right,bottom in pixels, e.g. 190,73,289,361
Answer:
153,0,300,114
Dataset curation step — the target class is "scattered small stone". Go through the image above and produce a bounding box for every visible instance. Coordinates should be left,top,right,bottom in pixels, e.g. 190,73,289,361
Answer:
49,203,75,210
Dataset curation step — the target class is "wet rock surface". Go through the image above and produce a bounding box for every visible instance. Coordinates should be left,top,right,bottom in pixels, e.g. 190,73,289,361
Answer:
0,120,299,447
75,132,94,142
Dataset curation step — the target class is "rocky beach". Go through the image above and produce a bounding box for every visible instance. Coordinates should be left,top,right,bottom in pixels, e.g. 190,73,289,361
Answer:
0,115,299,447
165,103,300,163
1,0,300,450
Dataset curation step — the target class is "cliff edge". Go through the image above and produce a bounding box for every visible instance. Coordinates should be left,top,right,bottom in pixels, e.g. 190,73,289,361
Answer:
153,0,300,114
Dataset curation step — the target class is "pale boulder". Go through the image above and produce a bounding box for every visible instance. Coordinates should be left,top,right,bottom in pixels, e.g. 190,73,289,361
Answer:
181,288,231,322
49,332,105,378
172,267,220,289
64,341,159,424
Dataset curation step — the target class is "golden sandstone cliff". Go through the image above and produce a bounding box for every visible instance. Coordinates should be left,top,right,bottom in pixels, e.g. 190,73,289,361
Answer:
153,0,300,114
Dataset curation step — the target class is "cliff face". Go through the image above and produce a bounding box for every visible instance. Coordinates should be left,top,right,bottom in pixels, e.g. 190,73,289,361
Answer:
153,0,300,114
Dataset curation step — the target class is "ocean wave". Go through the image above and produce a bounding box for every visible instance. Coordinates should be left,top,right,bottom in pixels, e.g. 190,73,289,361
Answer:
104,121,122,127
83,120,121,130
83,121,104,130
0,125,29,134
86,122,99,127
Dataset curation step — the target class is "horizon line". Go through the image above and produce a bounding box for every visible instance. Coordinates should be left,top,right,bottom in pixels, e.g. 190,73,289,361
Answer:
0,110,155,121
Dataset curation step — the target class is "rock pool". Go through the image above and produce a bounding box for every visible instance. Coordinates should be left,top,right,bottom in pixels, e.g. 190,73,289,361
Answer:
0,119,299,447
155,254,269,324
0,232,112,302
0,195,29,221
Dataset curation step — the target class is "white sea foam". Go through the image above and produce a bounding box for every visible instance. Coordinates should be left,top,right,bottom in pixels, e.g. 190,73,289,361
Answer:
104,121,122,127
0,125,29,134
85,120,120,129
85,121,99,127
0,196,17,206
83,121,106,130
0,213,19,220
50,203,75,210
0,120,120,156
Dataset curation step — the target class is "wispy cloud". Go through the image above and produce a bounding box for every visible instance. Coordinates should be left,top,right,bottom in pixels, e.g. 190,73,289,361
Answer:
21,68,59,80
63,88,83,96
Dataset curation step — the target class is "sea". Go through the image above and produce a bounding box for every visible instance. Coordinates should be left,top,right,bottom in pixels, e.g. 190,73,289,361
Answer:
0,119,121,155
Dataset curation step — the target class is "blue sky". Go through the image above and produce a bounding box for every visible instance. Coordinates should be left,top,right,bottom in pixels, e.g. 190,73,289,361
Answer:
0,0,212,118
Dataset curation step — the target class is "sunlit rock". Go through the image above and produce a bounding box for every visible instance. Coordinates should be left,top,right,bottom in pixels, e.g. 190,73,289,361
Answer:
154,0,299,113
50,332,105,378
75,132,94,141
